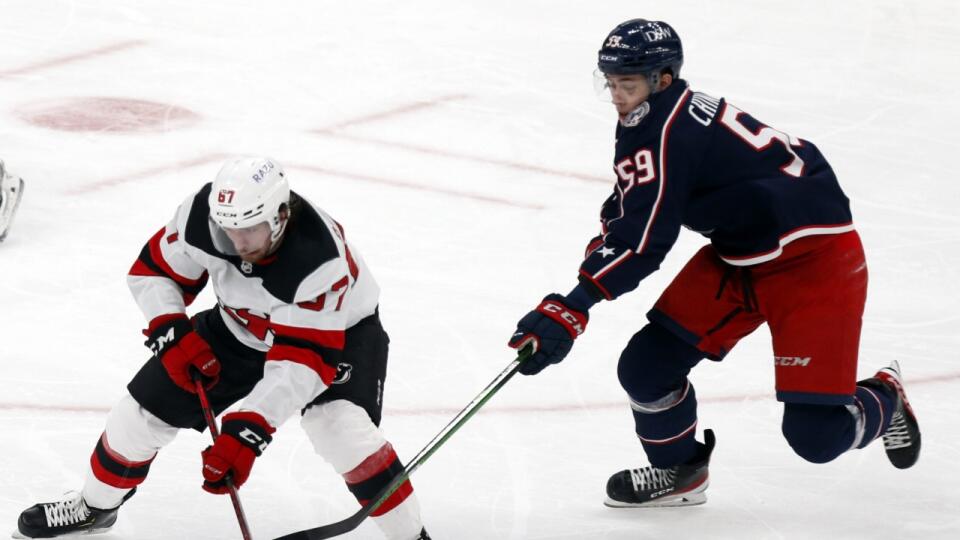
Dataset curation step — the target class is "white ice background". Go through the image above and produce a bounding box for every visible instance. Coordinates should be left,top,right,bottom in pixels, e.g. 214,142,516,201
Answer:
1,1,958,539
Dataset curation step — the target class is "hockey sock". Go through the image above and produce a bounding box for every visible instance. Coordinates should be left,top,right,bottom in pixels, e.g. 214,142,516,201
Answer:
850,383,895,449
617,323,704,468
630,380,699,467
343,442,413,516
87,432,154,499
83,395,177,509
780,384,894,464
343,442,423,539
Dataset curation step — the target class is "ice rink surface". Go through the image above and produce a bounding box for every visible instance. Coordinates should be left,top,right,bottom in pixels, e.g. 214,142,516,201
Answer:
1,1,958,538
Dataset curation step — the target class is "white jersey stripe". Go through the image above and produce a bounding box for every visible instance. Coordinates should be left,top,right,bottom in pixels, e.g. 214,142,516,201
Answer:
719,223,855,266
594,249,632,279
637,419,698,445
636,88,691,255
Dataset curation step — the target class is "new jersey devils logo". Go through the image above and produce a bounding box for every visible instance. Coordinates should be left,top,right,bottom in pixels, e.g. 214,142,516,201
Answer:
333,362,353,384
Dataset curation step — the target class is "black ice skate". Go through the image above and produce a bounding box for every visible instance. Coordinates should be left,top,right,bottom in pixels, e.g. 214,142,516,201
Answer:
14,489,134,539
861,360,921,469
605,429,715,508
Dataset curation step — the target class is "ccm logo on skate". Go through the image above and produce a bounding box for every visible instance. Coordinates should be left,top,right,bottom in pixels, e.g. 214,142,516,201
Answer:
651,487,675,498
774,356,811,367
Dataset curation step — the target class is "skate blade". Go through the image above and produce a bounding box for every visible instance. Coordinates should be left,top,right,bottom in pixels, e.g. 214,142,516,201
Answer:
11,527,113,539
604,492,707,508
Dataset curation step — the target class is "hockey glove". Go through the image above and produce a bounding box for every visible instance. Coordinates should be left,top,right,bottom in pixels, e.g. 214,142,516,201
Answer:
508,294,589,375
201,411,275,493
144,314,220,393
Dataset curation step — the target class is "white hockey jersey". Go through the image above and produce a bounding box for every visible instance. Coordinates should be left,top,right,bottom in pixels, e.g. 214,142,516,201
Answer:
127,184,380,428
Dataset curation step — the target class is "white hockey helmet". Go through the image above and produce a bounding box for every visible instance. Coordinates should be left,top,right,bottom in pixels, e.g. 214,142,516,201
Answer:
209,156,290,241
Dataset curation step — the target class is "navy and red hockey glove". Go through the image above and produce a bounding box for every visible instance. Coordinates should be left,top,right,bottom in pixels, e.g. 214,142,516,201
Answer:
201,411,275,493
144,314,220,393
508,294,589,375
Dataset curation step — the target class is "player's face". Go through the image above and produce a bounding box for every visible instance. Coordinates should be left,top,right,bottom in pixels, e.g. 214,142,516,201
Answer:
222,222,274,262
605,74,652,116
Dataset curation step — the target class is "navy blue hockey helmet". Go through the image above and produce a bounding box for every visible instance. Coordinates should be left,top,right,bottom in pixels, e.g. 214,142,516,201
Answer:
598,19,683,79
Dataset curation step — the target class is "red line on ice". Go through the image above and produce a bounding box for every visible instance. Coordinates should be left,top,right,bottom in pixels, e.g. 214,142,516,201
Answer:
311,96,608,184
4,370,957,417
289,163,544,209
64,153,226,195
0,40,146,79
315,94,469,131
63,153,539,208
318,131,609,184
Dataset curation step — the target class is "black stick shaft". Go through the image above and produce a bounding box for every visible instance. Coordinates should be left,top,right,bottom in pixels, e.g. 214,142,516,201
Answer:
273,350,529,540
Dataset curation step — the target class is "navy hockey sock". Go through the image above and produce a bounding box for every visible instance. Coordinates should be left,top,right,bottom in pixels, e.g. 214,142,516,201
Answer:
850,383,895,449
782,403,856,463
630,380,699,467
781,384,894,464
617,323,705,467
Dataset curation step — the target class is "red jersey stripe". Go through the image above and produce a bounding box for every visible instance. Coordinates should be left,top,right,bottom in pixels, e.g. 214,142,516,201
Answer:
270,323,345,349
267,344,337,385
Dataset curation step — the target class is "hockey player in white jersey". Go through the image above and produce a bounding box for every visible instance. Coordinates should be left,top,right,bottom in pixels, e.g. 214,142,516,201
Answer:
0,159,25,242
15,156,430,539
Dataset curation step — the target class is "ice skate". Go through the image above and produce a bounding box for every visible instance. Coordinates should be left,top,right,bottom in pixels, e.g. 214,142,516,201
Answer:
605,429,715,508
14,489,133,539
0,160,25,242
861,360,921,469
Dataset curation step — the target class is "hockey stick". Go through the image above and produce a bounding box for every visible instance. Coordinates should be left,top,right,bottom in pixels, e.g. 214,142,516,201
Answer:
272,347,532,540
193,372,255,540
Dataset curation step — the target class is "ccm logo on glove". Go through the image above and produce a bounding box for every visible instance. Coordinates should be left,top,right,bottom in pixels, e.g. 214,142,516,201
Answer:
144,314,220,393
201,411,275,493
509,294,589,375
540,300,587,336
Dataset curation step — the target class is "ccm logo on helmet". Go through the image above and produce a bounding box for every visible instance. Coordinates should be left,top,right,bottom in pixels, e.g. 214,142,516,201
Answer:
251,161,275,183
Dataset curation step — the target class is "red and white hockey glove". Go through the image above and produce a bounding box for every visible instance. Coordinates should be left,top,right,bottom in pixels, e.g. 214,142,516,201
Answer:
144,314,220,393
508,294,589,375
201,411,275,494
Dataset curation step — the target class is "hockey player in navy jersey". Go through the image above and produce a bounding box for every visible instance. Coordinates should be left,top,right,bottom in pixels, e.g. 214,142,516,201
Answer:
16,157,430,539
509,19,921,508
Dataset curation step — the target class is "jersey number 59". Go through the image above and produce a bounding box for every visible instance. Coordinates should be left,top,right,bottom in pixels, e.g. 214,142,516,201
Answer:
614,148,656,192
720,104,805,177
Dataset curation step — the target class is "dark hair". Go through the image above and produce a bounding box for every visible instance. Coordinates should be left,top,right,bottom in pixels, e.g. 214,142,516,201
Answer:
283,192,303,226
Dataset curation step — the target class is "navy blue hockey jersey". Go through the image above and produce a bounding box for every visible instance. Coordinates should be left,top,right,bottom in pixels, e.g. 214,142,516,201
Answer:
579,80,854,301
